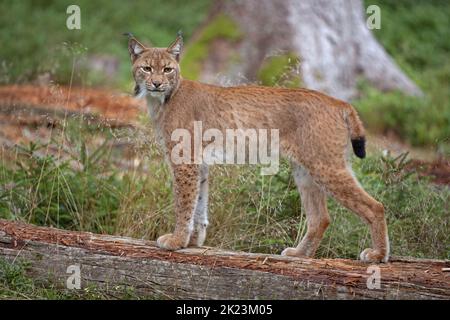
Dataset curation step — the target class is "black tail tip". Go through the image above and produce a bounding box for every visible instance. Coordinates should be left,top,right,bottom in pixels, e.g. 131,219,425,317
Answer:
351,137,366,159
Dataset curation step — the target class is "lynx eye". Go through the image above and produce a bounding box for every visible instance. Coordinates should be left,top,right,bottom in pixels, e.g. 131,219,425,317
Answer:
163,67,174,73
141,66,152,73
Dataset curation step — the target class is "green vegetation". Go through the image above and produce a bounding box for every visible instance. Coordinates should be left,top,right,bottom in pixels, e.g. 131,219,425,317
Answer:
355,0,450,152
257,53,302,87
0,117,169,238
180,14,242,80
1,139,122,233
0,0,211,87
355,83,450,151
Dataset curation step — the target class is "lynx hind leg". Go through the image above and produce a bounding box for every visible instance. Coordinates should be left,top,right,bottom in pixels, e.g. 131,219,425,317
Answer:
282,164,330,258
189,164,209,247
314,166,389,263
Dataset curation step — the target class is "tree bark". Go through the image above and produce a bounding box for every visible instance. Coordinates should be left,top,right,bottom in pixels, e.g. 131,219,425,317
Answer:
0,220,448,300
195,0,422,100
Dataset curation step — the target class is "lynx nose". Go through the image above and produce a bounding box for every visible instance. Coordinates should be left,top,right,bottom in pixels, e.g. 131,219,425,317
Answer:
152,80,162,88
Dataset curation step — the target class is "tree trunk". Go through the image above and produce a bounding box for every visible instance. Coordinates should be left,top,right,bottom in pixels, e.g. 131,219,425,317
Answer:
192,0,422,100
0,220,448,300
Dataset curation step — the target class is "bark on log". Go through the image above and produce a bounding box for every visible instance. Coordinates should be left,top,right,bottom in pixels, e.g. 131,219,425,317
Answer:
196,0,422,100
0,220,448,300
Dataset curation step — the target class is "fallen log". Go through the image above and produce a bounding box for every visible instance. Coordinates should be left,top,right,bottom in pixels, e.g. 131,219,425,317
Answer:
0,85,144,126
0,220,448,299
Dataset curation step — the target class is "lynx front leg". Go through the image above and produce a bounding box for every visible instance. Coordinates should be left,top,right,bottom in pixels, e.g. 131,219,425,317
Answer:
282,165,330,258
189,164,209,247
157,164,200,250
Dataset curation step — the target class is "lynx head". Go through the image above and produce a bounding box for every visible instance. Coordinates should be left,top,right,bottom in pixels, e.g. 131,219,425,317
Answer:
127,33,183,101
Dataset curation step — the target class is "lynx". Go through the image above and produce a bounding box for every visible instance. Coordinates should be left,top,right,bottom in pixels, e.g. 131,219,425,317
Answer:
126,33,389,263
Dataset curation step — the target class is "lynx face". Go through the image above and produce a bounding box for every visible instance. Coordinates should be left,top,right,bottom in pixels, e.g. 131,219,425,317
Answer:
128,35,182,100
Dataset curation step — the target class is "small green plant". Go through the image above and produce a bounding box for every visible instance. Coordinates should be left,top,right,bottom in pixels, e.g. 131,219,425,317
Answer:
378,151,414,185
257,53,302,87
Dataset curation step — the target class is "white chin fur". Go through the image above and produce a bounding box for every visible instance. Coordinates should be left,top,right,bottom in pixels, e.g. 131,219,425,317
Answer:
149,91,165,97
149,91,166,104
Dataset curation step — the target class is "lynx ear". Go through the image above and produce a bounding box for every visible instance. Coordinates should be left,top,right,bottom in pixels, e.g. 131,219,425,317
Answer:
125,33,147,63
167,31,183,62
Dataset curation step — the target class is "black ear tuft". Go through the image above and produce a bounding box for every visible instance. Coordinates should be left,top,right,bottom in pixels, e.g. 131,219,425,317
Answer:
167,32,183,62
127,35,147,63
123,32,134,39
351,137,366,159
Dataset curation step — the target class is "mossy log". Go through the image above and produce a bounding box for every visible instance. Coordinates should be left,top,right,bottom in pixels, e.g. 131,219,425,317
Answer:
0,220,448,299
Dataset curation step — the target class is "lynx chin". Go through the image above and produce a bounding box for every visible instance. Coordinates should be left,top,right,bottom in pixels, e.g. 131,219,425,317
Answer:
126,33,389,263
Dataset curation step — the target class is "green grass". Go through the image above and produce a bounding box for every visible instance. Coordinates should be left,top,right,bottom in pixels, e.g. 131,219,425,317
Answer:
0,0,211,88
1,141,122,233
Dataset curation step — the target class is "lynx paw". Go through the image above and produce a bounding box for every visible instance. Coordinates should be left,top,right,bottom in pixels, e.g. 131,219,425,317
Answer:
360,248,388,263
157,233,187,251
281,247,301,257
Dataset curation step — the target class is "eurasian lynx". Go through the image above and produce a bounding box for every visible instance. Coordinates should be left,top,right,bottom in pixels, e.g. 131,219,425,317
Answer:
126,33,389,263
